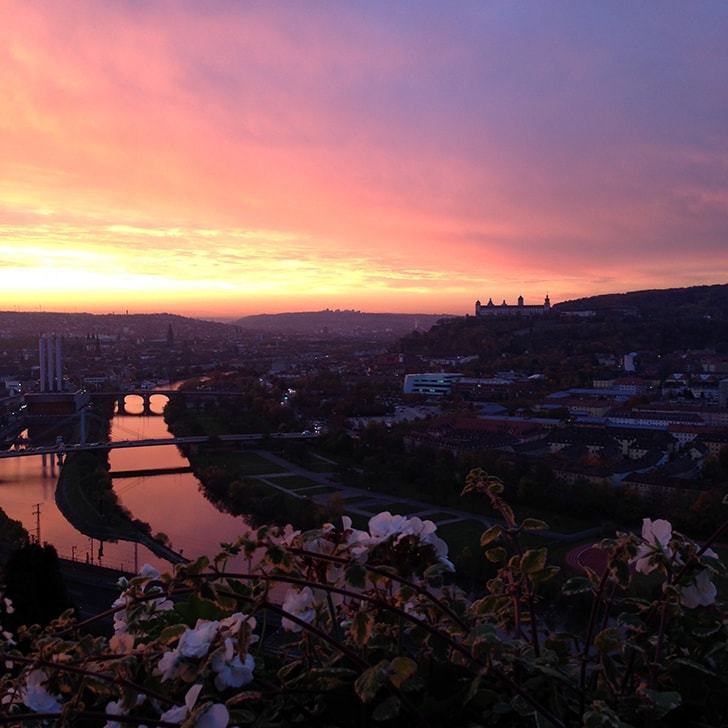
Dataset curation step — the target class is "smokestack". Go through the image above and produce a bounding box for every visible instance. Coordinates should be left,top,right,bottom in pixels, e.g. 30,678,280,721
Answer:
56,336,62,392
39,338,46,392
46,337,54,392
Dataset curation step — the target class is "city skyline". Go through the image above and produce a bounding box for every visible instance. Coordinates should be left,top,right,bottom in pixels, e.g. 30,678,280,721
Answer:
2,2,727,318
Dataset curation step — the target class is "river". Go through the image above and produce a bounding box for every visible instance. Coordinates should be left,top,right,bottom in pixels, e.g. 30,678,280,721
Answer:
0,394,253,573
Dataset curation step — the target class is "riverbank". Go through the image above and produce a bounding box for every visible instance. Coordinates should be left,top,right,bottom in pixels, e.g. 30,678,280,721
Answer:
55,453,187,565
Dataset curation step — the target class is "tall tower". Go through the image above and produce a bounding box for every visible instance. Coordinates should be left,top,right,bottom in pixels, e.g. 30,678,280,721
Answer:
38,335,63,392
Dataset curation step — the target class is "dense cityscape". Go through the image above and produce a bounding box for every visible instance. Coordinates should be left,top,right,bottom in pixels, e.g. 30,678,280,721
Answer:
2,284,728,726
2,285,728,539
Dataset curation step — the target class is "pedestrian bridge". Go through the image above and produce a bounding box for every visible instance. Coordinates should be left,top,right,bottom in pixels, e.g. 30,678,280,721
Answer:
0,431,315,460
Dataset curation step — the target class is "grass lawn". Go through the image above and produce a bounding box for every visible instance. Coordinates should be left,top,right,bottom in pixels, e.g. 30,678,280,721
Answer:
340,495,376,505
348,501,415,515
437,519,489,560
294,485,339,497
206,451,285,476
300,459,337,473
423,512,464,522
264,474,319,490
512,503,596,535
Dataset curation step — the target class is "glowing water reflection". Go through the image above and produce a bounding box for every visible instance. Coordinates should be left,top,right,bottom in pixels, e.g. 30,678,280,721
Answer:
0,395,252,574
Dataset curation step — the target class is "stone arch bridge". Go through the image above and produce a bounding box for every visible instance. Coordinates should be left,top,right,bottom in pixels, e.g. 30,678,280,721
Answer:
91,389,234,416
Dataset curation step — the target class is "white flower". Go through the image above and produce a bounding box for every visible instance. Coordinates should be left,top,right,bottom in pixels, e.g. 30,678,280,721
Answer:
341,515,373,559
221,613,259,648
680,569,718,609
110,575,172,638
160,684,229,727
281,586,316,632
18,669,62,714
104,694,145,728
211,638,255,690
301,523,336,555
423,532,455,571
160,701,188,724
401,516,454,570
111,594,130,634
400,516,438,541
139,563,161,580
367,512,409,545
282,528,302,547
196,703,230,728
157,647,180,682
103,698,124,728
632,518,673,575
178,619,220,659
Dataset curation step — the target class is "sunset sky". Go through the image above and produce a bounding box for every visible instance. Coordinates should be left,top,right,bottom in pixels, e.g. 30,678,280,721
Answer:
2,2,727,318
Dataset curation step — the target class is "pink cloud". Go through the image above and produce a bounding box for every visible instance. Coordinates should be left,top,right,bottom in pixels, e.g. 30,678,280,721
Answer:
2,2,727,315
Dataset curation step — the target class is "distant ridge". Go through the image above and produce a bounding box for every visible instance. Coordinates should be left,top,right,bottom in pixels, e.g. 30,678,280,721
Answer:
232,309,455,335
555,283,728,317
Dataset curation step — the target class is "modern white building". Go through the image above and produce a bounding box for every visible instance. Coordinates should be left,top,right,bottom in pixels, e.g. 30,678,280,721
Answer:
403,373,463,396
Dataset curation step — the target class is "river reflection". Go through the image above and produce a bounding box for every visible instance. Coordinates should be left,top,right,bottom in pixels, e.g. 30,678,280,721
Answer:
0,393,253,574
109,402,254,568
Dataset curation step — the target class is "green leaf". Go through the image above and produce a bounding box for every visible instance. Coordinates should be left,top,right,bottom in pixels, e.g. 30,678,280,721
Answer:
562,576,594,596
601,653,619,688
368,565,398,584
265,544,286,564
640,688,682,716
352,610,375,648
480,524,502,547
583,701,623,728
388,656,417,688
543,632,575,663
344,562,368,589
611,558,631,588
173,593,227,624
472,594,509,615
520,548,547,574
521,517,550,531
593,627,623,654
226,691,264,706
372,695,401,722
511,694,535,717
616,612,645,632
530,565,560,583
159,623,186,645
485,546,507,563
354,660,388,703
672,657,718,677
487,480,504,496
500,502,514,522
690,623,723,638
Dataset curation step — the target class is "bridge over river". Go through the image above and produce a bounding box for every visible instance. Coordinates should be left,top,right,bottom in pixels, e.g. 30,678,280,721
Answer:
0,431,315,460
92,389,241,415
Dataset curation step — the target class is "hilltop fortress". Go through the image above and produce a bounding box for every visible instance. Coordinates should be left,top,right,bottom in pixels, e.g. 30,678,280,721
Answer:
475,294,551,317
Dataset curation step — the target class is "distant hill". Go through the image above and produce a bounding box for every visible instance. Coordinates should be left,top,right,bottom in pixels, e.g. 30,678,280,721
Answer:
555,283,728,318
232,309,456,336
398,283,728,363
0,311,238,340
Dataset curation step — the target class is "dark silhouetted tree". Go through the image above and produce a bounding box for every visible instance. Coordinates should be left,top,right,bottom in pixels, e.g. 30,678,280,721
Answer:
2,542,73,632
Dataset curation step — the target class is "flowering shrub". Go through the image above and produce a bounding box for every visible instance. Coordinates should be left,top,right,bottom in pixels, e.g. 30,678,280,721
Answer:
1,468,727,727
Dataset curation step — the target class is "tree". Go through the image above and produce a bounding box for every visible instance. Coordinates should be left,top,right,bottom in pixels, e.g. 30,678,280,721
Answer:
2,542,73,632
